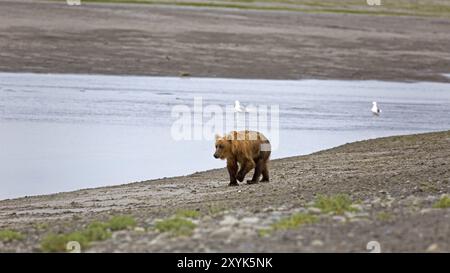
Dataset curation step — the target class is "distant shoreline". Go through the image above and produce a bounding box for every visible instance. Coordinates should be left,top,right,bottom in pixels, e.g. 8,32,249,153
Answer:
0,1,449,82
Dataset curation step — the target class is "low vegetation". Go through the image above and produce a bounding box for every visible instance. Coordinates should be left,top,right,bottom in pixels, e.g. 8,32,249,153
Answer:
41,232,91,252
313,194,359,215
154,217,197,236
433,195,450,209
0,230,24,243
272,213,317,230
259,213,317,236
106,215,137,231
40,215,136,252
175,209,201,219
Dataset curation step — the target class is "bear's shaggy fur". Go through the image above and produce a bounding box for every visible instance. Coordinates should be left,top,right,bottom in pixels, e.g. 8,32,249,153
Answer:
214,130,271,186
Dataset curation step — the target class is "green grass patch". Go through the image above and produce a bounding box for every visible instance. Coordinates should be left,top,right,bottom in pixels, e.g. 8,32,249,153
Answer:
40,215,136,252
0,230,24,242
175,209,201,219
271,213,317,230
433,195,450,209
83,222,113,241
155,217,197,236
313,194,359,215
106,215,137,231
259,213,317,236
41,232,91,252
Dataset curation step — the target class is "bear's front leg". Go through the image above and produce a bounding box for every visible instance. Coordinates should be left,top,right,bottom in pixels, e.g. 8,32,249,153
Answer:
227,159,239,186
236,159,255,182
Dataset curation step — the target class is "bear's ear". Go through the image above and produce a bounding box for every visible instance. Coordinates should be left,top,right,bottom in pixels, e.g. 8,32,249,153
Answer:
232,131,238,141
215,134,221,140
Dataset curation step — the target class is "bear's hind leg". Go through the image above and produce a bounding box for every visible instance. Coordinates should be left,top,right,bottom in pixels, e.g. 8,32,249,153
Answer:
247,159,262,184
261,160,270,182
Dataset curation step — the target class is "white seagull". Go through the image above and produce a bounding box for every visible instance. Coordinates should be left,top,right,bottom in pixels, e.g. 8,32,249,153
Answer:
234,100,253,113
371,101,381,115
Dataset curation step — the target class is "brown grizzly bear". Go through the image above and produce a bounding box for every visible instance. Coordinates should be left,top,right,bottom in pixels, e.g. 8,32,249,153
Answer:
214,130,271,186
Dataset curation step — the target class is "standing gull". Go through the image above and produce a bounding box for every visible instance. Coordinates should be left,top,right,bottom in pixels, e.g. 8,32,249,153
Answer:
234,100,256,113
235,100,249,113
371,101,381,116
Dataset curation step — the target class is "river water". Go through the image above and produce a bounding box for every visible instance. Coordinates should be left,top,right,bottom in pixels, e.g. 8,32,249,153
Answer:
1,73,449,200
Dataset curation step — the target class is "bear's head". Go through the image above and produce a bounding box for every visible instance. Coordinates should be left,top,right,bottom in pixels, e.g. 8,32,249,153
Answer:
214,134,233,160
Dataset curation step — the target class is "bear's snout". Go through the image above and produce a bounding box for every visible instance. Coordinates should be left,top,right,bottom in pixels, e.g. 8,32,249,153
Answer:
213,153,219,159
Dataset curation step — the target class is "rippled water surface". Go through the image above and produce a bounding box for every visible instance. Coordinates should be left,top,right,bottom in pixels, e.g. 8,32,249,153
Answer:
1,73,449,199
